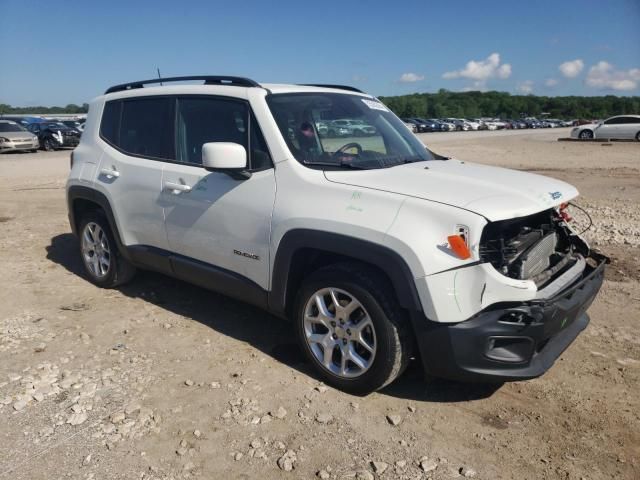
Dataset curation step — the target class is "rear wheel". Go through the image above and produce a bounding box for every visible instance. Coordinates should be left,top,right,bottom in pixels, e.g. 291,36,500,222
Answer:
579,129,594,139
294,263,412,394
78,213,135,288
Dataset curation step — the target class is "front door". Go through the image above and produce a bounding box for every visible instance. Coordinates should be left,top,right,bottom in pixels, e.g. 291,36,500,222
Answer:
161,96,275,289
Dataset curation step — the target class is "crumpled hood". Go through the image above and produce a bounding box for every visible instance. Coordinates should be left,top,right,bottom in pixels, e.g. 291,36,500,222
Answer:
324,160,579,221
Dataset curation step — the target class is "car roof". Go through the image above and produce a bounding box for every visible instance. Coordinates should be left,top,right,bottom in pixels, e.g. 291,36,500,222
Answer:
102,82,372,102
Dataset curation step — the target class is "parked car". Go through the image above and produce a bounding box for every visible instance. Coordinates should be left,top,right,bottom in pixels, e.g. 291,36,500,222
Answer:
0,115,41,127
60,120,85,134
0,120,39,153
27,121,81,150
463,119,481,130
412,118,441,132
402,120,417,133
403,118,432,133
66,75,606,394
436,119,456,131
329,119,376,137
425,119,449,132
444,118,471,131
571,115,640,140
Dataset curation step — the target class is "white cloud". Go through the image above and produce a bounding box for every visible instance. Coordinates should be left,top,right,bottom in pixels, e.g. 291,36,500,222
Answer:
517,80,534,94
585,61,640,91
545,78,559,87
558,59,584,78
443,53,512,82
398,72,424,83
496,63,512,79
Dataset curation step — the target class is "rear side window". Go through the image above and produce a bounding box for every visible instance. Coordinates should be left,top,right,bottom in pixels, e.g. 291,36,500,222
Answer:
120,98,174,159
100,101,120,145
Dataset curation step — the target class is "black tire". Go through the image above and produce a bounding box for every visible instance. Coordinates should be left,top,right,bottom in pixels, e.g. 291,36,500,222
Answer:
78,212,136,288
579,129,594,139
30,149,38,153
293,262,413,395
635,131,640,141
42,138,56,151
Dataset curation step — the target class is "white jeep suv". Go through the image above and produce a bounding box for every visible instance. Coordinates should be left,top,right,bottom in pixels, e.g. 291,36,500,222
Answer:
66,76,607,394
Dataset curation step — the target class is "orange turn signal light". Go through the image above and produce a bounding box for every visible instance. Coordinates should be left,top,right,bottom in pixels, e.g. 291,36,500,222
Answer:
447,235,471,260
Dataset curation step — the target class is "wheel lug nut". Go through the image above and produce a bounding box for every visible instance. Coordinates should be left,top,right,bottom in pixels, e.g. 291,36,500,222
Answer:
342,339,347,345
332,333,338,340
330,321,336,327
346,329,351,335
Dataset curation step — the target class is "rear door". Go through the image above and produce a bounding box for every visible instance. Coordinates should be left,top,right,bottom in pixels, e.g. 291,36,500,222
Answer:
620,116,640,139
161,96,276,289
96,97,173,250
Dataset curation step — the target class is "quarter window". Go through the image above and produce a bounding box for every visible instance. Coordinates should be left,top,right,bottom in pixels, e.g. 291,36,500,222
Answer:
100,101,120,145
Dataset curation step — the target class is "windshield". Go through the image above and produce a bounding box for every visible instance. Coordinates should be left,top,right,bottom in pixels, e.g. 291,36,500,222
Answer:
267,93,434,169
0,122,26,133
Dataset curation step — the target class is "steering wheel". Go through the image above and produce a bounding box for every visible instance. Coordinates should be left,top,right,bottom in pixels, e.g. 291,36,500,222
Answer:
333,142,363,158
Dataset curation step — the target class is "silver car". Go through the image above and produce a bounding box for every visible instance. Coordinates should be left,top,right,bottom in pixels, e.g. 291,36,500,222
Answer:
571,115,640,140
0,120,40,153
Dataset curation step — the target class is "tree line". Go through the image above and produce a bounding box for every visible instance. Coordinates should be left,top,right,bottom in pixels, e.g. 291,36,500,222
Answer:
2,91,639,119
378,90,640,119
0,103,89,114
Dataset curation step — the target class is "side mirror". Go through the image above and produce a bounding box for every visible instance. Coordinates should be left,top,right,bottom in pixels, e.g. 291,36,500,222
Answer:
202,142,251,179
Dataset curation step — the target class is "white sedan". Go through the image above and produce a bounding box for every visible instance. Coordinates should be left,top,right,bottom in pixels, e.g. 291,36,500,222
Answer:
571,115,640,140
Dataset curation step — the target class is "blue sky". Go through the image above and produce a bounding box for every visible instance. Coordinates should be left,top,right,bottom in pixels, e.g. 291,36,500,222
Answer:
1,0,639,106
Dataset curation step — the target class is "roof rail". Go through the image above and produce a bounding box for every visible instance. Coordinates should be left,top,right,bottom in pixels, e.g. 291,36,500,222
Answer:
105,76,261,94
300,84,364,93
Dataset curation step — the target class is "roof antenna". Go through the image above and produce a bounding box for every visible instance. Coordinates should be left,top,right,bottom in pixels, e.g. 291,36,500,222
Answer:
157,68,163,86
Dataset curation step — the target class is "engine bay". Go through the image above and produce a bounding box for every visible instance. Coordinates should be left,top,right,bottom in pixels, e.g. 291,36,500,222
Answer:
479,208,588,288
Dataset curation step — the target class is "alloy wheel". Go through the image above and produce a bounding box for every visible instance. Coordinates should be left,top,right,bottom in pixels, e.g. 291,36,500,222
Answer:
303,287,376,378
81,222,111,278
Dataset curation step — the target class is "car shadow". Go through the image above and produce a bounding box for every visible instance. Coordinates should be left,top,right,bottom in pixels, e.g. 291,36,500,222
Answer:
46,233,502,403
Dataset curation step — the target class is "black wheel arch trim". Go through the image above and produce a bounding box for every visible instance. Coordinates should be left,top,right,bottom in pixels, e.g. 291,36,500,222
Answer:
67,185,131,261
269,229,423,317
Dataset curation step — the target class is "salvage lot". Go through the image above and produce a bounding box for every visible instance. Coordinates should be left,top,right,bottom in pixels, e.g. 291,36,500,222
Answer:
0,129,638,479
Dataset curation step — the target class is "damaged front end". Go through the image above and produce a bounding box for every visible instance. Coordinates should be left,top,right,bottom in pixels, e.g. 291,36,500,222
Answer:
415,204,609,382
479,205,596,290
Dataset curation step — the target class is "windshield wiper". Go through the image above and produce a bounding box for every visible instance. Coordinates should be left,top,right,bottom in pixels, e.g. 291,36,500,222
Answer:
302,160,369,170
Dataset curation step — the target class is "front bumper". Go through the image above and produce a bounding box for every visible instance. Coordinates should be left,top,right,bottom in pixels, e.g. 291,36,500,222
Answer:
0,139,39,152
60,136,80,148
415,252,607,382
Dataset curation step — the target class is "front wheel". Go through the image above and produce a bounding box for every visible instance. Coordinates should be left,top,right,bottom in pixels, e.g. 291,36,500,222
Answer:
294,263,412,394
635,131,640,141
42,138,56,151
579,129,594,139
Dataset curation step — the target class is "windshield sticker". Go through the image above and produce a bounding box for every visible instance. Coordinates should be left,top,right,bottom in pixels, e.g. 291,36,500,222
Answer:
361,99,388,111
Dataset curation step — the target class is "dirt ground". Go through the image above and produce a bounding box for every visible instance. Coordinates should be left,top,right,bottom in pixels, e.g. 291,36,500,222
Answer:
0,129,638,480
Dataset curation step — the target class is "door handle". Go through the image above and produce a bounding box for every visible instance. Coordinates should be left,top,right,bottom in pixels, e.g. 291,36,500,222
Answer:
164,181,192,194
100,167,120,178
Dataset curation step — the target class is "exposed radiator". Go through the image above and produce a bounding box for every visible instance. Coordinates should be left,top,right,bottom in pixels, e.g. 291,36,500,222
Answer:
514,232,558,279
